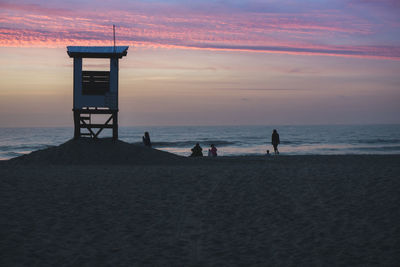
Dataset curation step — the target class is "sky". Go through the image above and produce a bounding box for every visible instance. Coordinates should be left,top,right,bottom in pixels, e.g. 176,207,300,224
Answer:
0,0,399,126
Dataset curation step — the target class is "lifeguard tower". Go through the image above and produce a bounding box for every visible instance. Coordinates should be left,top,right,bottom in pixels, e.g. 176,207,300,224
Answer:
67,46,128,139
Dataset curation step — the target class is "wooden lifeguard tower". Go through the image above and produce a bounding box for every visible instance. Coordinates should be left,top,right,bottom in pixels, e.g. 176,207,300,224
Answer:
67,46,128,139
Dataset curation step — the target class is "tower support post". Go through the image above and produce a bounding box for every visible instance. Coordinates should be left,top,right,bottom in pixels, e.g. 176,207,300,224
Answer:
73,109,80,139
112,110,118,140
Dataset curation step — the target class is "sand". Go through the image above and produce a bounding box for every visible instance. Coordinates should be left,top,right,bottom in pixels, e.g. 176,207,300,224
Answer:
1,139,399,266
7,138,183,165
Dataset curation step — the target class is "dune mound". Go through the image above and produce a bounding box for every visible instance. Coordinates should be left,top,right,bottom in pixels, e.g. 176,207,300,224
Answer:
9,138,184,165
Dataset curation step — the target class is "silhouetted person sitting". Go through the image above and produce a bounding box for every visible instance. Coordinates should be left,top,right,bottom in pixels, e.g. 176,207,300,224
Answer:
271,129,280,155
208,144,217,157
142,131,151,147
190,143,203,157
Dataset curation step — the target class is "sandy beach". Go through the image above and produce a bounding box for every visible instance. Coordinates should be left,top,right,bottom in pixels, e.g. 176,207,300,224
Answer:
1,140,399,266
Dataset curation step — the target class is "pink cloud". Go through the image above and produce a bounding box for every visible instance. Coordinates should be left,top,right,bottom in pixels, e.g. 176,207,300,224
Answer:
0,2,73,17
0,1,399,60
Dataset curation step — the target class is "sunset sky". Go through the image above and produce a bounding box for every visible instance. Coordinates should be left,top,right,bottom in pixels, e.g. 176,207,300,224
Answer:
1,0,399,126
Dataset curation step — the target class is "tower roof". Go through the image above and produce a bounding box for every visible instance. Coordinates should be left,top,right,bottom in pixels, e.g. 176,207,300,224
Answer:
67,46,129,58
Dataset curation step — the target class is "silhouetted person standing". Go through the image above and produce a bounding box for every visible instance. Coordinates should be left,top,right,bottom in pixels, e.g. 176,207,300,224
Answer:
142,132,151,147
271,129,280,155
190,143,203,157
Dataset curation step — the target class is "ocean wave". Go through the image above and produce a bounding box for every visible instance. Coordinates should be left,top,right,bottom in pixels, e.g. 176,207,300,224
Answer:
154,140,328,147
313,145,400,152
132,140,238,148
356,139,400,144
0,151,27,160
282,139,400,145
280,140,304,145
349,145,400,151
0,144,53,152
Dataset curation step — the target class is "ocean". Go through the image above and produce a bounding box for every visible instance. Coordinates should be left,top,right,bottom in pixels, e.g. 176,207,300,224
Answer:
0,124,399,160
